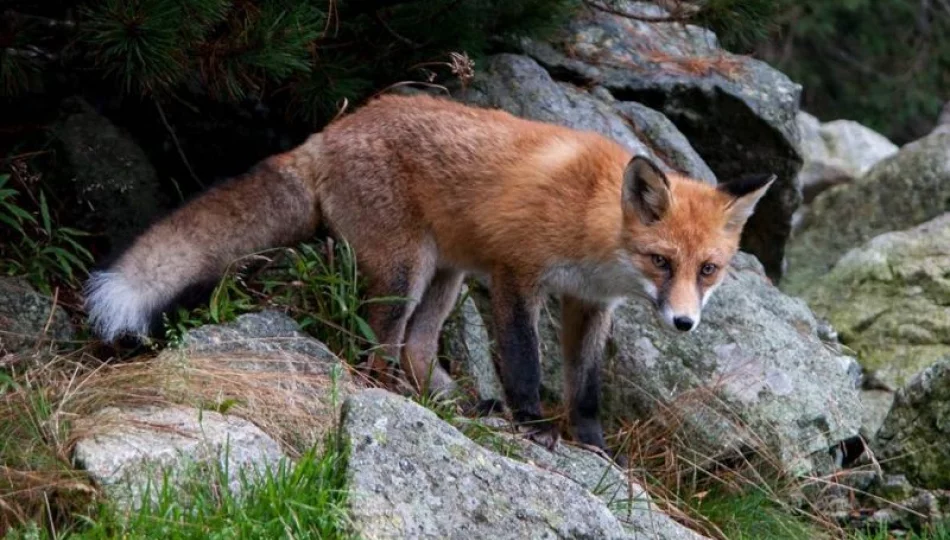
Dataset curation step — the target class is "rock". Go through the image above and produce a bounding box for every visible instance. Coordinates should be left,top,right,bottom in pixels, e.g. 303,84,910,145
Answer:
183,310,339,369
877,474,915,501
874,359,950,489
538,253,861,476
517,1,803,281
452,53,716,183
936,101,950,133
50,97,167,248
611,101,717,184
73,405,287,511
797,112,828,163
441,285,504,404
341,388,703,539
793,111,897,227
492,432,706,539
0,277,73,355
797,159,854,205
801,213,950,388
784,130,950,297
814,470,949,533
860,390,895,441
819,120,898,178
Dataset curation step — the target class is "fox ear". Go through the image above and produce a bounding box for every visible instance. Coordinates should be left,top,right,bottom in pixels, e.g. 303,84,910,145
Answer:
717,173,776,231
622,156,671,225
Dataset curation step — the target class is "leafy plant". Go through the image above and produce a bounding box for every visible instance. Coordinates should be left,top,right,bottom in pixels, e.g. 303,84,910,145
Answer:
0,174,93,294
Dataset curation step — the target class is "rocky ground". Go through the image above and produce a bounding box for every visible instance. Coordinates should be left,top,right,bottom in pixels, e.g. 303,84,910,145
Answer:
3,1,950,538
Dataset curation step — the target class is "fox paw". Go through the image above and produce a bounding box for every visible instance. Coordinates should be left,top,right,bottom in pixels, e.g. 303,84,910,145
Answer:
519,423,561,451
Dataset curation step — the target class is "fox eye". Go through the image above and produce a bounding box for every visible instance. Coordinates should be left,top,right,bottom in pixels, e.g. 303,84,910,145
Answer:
651,254,670,269
700,263,718,276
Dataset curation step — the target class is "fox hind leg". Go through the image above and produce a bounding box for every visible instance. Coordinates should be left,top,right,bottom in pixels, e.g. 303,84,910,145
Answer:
360,248,435,389
401,268,465,398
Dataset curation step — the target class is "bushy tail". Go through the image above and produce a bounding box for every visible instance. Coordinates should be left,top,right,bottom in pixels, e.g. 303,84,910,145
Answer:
84,142,323,343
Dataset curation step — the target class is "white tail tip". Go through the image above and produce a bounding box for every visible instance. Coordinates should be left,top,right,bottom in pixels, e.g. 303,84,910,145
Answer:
84,271,157,343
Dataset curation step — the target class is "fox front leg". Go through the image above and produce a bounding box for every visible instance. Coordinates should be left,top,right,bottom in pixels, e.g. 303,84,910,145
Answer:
490,271,560,450
561,295,629,466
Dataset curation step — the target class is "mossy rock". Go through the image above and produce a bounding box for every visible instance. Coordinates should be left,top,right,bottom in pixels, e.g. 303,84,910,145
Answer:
873,360,950,489
803,213,950,389
784,131,950,297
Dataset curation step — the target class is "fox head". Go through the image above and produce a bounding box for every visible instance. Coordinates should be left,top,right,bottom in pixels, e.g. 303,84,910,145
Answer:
619,156,775,333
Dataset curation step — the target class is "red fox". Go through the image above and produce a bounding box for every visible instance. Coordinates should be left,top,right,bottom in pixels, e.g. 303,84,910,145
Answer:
84,93,774,453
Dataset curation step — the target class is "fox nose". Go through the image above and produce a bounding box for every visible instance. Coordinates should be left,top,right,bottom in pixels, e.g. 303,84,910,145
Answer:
673,316,695,332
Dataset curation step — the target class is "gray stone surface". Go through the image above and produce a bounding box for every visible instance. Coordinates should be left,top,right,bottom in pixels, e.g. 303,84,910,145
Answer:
794,112,898,206
341,388,703,539
452,53,715,183
784,130,950,297
612,101,716,184
860,390,895,442
74,405,287,510
820,119,899,178
874,360,950,489
494,433,707,539
183,310,339,371
802,213,950,389
441,285,504,403
0,277,73,354
517,1,804,281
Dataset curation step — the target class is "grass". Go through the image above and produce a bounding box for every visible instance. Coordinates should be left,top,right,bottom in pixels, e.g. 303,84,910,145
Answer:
6,436,353,540
692,487,821,539
0,171,93,297
0,348,358,538
159,238,400,368
855,523,950,540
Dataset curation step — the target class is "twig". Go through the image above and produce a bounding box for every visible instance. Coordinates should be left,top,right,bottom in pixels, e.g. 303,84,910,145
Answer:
369,80,450,100
374,10,420,48
42,286,59,337
323,0,340,38
154,100,204,188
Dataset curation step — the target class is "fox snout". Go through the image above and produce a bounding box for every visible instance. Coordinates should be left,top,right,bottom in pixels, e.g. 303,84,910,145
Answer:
657,293,702,333
672,315,696,332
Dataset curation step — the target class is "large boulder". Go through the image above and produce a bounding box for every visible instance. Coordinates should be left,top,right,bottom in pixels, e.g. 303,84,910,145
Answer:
182,309,340,367
795,112,898,203
341,388,704,539
72,311,354,509
453,53,716,184
517,1,803,281
802,213,950,389
873,360,950,489
0,277,73,355
783,130,950,297
51,97,168,248
74,405,287,511
935,101,950,134
538,253,862,475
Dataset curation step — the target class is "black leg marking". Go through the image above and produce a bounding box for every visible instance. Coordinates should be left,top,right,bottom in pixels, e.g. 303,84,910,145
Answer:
490,273,558,449
562,296,614,453
494,292,543,422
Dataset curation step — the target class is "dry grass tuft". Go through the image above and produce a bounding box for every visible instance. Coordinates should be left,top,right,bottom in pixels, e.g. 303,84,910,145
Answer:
604,379,847,539
0,345,362,535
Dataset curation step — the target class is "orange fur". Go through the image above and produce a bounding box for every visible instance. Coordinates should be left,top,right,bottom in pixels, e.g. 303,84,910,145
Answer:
84,93,774,454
